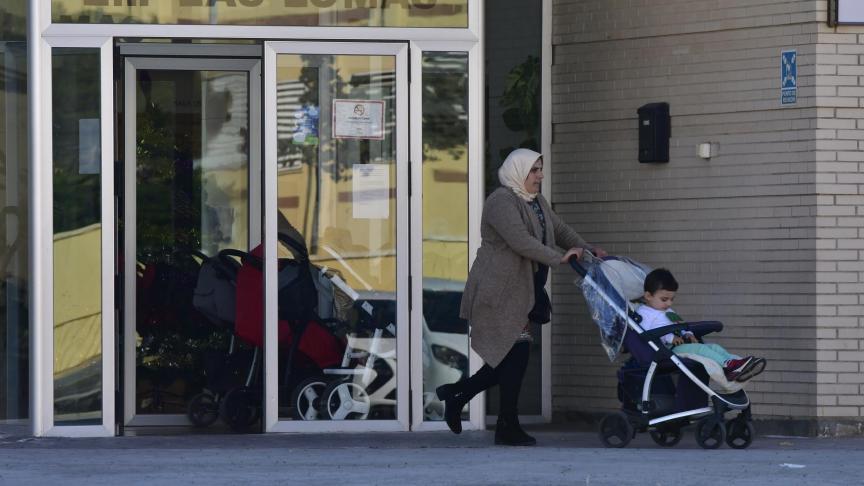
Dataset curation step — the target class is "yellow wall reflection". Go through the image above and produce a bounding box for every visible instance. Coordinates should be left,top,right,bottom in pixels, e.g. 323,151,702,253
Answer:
275,146,467,292
276,54,467,293
422,146,468,284
53,224,101,379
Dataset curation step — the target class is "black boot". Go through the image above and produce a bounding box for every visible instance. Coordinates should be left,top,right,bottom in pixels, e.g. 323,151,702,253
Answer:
436,383,468,434
494,416,536,446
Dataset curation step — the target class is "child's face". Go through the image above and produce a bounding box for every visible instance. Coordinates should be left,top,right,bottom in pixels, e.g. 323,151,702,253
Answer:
644,289,675,311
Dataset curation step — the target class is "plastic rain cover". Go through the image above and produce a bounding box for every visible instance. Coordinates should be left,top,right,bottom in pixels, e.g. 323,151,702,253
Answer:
578,256,651,361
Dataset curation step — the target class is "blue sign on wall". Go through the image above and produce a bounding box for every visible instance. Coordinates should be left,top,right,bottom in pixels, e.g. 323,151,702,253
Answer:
781,50,797,105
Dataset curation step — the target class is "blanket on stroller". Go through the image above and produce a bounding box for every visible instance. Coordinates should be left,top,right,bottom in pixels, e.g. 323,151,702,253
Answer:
674,352,744,394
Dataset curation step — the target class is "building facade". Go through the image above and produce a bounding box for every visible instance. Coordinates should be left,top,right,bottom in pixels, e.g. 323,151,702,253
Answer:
2,0,864,438
550,0,864,436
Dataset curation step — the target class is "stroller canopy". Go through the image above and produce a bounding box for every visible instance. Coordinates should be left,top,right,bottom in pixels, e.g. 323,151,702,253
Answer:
577,255,651,361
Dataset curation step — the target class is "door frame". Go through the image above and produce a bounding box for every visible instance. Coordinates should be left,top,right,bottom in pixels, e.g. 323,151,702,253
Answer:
263,41,410,433
32,35,115,437
122,56,262,427
408,40,484,432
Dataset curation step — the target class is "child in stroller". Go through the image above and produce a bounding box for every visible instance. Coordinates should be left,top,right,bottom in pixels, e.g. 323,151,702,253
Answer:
639,268,766,383
571,253,759,449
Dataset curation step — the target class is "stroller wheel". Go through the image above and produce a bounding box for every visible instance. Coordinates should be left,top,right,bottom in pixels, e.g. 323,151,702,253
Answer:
695,417,726,449
322,380,371,420
649,425,683,447
187,392,219,428
220,387,261,432
291,376,329,421
598,412,633,448
725,417,754,449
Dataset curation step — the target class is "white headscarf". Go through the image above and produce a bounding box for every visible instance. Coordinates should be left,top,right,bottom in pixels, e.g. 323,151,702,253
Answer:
498,148,542,202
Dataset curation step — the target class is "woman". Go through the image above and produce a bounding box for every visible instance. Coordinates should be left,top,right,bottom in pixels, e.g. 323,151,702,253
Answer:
436,148,606,446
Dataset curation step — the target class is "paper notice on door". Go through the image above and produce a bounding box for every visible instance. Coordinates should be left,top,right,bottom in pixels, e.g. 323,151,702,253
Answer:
352,164,390,219
333,99,385,140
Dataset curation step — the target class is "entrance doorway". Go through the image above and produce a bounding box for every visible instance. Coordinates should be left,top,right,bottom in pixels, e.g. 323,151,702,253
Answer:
121,55,262,428
119,43,416,432
33,19,483,439
116,41,475,434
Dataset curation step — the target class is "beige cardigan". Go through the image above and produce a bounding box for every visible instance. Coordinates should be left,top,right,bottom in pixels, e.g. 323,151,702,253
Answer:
460,187,590,367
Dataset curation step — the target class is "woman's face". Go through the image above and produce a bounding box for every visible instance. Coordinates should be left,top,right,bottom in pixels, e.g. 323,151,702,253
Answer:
523,158,544,194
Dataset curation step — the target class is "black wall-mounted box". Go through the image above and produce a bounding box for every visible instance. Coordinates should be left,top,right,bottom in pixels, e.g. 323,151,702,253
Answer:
637,102,670,163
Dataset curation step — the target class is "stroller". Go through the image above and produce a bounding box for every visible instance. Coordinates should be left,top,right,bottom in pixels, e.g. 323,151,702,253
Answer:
571,254,754,449
135,249,230,415
193,231,397,430
185,248,256,427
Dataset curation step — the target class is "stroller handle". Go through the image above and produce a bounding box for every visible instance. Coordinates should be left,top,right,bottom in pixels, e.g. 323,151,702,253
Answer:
568,251,594,277
569,257,586,277
278,232,310,260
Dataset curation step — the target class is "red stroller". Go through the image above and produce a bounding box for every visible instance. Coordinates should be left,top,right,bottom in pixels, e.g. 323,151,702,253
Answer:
192,233,347,431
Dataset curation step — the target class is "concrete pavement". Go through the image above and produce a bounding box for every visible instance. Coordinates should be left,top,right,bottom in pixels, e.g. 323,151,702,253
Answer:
1,425,863,485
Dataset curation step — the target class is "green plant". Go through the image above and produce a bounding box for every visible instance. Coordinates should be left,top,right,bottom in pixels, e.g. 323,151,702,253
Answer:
498,55,541,160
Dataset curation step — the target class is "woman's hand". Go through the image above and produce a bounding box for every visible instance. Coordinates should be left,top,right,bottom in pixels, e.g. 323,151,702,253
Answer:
590,246,609,258
560,247,584,264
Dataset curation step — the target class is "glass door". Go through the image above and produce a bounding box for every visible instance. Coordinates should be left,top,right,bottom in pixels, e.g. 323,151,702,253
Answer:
263,42,408,432
123,57,261,427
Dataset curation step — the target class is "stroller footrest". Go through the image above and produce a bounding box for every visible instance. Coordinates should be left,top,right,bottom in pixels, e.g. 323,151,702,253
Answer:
716,390,749,409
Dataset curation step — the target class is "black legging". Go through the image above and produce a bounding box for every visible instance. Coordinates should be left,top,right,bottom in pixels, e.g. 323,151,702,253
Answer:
458,341,530,419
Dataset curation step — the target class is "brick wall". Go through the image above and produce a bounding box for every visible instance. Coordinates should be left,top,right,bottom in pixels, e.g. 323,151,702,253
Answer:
814,23,864,428
549,0,827,422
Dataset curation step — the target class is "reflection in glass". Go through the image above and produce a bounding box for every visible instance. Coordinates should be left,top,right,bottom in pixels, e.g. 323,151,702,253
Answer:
420,52,469,422
1,0,29,426
53,1,467,28
133,69,251,420
275,53,397,421
485,1,543,417
52,48,102,425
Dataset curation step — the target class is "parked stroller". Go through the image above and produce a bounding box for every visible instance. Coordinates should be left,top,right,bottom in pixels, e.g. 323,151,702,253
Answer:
571,253,754,449
187,233,344,430
136,248,226,415
198,231,397,430
185,249,254,427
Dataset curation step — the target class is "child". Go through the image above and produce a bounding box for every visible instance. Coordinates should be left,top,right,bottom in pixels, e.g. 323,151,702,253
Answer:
638,268,766,383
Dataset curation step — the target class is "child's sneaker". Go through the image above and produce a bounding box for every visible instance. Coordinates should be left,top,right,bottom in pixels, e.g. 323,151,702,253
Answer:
723,357,753,382
734,357,766,382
